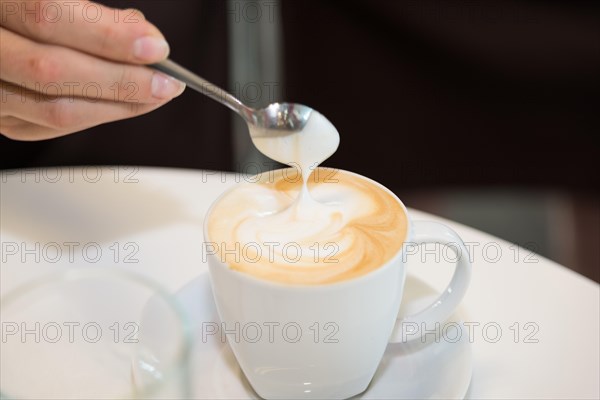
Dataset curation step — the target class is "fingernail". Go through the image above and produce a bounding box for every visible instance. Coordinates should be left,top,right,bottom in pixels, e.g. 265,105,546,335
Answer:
133,36,169,62
151,73,186,99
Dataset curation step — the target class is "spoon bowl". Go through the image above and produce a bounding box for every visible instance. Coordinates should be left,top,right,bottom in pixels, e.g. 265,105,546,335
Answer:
248,103,313,134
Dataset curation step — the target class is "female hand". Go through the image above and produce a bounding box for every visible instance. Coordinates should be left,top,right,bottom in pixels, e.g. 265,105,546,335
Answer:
0,0,185,140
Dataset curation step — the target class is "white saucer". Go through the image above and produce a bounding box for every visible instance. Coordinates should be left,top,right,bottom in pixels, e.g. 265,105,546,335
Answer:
175,272,472,399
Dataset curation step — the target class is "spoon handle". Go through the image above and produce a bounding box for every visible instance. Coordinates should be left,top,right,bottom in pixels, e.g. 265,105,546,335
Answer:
150,59,247,115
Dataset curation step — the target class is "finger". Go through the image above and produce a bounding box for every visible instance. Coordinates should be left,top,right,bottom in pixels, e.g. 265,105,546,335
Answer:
0,116,58,140
0,80,168,139
0,115,27,128
0,0,169,63
1,117,81,141
0,27,185,103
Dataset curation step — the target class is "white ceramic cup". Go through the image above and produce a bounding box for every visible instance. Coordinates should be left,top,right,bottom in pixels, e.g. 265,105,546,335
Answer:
203,170,471,399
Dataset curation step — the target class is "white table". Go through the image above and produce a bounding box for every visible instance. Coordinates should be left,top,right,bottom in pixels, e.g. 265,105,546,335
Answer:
1,166,598,399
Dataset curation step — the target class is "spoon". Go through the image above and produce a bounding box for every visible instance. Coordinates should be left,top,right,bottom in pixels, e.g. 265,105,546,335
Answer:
151,59,313,134
151,59,339,173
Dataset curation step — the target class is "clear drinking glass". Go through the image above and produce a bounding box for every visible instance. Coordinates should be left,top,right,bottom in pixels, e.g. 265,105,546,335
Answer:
0,267,191,399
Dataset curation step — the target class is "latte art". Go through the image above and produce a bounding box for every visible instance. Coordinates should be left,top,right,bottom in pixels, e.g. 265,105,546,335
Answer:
206,168,408,285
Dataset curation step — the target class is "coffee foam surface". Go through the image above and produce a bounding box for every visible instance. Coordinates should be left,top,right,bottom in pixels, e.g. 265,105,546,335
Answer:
206,168,408,285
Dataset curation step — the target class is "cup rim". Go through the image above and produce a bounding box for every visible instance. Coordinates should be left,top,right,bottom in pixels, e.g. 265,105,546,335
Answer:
0,266,192,399
203,167,412,291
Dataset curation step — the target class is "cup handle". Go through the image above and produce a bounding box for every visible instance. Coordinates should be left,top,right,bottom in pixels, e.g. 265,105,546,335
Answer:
389,220,472,343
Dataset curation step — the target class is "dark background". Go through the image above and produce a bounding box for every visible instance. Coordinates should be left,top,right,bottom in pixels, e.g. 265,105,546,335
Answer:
1,1,598,281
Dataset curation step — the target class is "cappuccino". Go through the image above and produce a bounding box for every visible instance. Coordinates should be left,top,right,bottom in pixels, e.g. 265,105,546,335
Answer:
205,168,408,285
